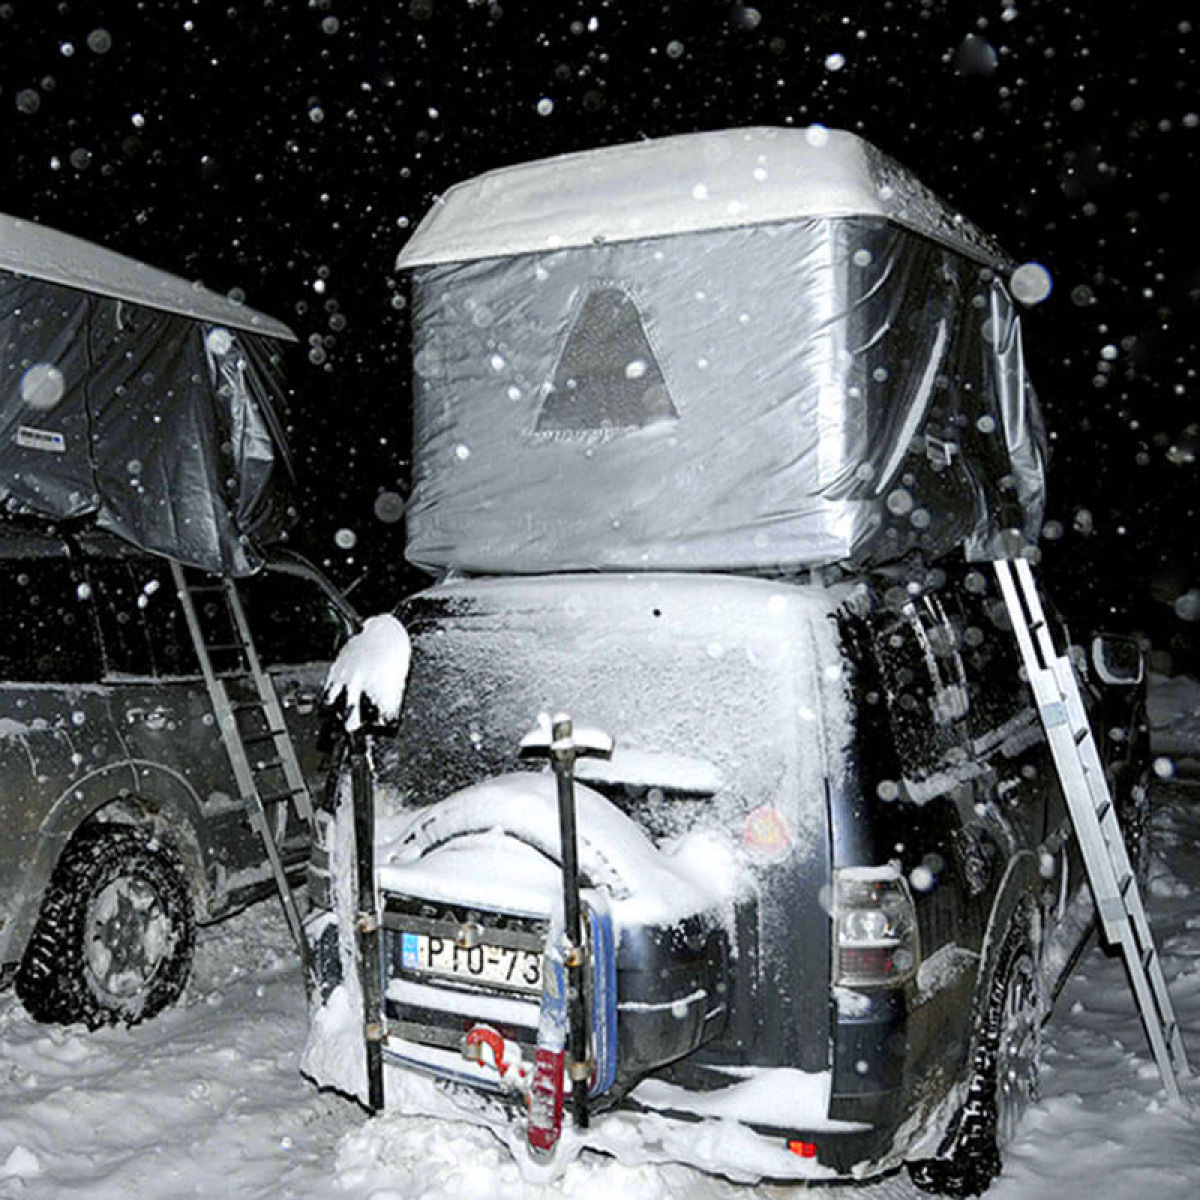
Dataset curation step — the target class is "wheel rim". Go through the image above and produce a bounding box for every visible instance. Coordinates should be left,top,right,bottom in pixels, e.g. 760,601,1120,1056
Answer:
84,875,173,1001
995,953,1040,1148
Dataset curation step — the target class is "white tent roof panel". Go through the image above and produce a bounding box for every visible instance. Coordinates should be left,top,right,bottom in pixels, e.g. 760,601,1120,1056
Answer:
396,126,1012,270
0,212,296,342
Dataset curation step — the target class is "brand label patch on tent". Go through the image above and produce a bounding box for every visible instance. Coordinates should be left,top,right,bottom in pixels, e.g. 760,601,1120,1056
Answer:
15,425,66,453
536,285,678,435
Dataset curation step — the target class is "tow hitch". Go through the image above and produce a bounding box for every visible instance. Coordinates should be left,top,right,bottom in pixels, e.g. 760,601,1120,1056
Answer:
518,714,614,1156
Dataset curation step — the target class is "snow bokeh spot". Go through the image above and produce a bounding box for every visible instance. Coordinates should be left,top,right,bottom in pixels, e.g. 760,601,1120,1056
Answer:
20,363,66,410
373,491,406,524
1011,262,1054,306
205,327,234,356
956,34,999,76
1172,590,1200,622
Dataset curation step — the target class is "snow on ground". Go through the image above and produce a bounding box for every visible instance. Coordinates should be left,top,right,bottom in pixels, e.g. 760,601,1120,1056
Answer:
2,679,1199,1199
1149,671,1200,778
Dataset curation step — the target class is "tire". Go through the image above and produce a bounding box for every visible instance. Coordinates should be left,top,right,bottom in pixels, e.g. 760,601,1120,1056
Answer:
908,925,1043,1197
16,824,196,1030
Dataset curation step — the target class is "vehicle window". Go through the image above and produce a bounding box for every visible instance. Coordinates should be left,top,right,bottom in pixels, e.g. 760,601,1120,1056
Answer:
870,598,971,795
0,558,103,683
953,582,1031,741
238,570,349,668
84,559,156,677
124,559,202,678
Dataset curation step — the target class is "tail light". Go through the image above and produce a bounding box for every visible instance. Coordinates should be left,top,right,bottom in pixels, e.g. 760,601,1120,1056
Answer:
832,868,919,987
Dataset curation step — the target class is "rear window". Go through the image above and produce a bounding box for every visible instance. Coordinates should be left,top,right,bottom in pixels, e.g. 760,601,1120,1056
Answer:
0,557,102,683
239,569,351,667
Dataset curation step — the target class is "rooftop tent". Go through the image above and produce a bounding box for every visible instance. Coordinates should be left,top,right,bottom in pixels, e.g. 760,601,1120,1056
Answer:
396,126,1046,576
0,212,298,576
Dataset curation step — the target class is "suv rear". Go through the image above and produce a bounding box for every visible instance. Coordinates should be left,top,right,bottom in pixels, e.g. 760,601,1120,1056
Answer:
305,563,1146,1192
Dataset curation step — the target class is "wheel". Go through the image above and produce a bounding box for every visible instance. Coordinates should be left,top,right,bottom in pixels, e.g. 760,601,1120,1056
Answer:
16,824,196,1030
908,926,1043,1197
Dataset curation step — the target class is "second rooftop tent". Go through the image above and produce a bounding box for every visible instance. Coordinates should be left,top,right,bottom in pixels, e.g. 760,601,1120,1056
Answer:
0,211,298,577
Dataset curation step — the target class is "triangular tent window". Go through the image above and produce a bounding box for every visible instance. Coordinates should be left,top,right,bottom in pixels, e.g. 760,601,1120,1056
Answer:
536,285,678,433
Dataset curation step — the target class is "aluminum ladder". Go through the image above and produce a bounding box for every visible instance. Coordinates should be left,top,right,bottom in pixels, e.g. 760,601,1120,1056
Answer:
994,557,1189,1100
169,561,312,956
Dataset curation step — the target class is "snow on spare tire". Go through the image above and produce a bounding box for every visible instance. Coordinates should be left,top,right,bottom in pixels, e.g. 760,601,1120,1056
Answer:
16,824,196,1029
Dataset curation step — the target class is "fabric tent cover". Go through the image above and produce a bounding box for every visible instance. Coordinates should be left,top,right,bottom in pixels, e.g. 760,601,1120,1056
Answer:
0,271,295,575
0,212,296,575
403,212,1045,576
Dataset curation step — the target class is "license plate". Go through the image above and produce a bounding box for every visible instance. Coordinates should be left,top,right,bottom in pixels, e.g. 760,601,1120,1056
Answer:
399,932,543,994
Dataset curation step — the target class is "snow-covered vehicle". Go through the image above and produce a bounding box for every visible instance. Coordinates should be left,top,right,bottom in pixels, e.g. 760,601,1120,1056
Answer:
0,214,357,1028
302,128,1149,1194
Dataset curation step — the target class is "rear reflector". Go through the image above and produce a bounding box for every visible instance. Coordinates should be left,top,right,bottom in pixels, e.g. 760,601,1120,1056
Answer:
837,945,896,979
788,1139,818,1158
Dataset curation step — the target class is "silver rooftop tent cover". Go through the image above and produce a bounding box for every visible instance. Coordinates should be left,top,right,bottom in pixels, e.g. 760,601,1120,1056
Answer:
396,126,1011,270
2,212,298,575
398,126,1046,576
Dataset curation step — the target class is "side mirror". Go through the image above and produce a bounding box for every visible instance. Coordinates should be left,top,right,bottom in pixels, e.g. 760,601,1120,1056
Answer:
1090,635,1144,687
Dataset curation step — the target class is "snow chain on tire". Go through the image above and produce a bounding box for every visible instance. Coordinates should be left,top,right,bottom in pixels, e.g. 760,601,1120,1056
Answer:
16,824,196,1029
907,920,1041,1197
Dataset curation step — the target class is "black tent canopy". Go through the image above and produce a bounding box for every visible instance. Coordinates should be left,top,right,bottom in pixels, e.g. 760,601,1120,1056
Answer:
1,212,297,576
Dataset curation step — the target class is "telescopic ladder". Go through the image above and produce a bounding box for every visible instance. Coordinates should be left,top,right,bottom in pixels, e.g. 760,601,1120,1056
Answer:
994,557,1189,1100
169,561,312,957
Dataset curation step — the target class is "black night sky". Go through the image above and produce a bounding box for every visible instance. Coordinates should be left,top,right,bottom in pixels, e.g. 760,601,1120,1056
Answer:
1,1,1198,664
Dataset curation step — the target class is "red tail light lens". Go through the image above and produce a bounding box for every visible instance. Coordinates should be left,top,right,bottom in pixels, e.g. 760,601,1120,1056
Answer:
832,868,919,986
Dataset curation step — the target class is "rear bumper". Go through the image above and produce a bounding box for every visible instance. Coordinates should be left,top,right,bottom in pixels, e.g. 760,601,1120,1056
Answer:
376,1048,900,1183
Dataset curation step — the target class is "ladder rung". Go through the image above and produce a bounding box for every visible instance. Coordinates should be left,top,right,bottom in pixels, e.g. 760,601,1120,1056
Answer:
1142,945,1157,971
1119,873,1134,898
259,787,308,805
183,583,226,595
242,728,287,747
230,699,267,713
251,756,287,772
1096,800,1112,823
206,641,250,654
1074,726,1090,746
